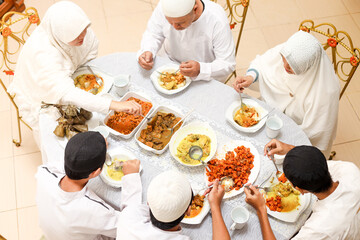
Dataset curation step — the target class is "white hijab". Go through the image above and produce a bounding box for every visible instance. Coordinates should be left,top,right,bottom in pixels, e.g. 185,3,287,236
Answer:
9,1,98,128
251,31,340,157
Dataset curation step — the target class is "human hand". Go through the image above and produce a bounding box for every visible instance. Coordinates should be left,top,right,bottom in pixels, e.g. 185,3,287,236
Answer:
233,75,254,93
180,60,200,78
138,51,154,70
244,184,266,212
122,159,140,175
205,179,224,209
264,139,294,156
110,100,142,115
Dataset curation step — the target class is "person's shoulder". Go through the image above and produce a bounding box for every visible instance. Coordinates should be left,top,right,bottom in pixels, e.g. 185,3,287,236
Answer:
203,0,229,25
328,161,360,180
36,164,64,181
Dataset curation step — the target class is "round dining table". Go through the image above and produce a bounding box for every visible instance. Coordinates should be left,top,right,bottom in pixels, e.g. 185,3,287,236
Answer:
39,52,312,240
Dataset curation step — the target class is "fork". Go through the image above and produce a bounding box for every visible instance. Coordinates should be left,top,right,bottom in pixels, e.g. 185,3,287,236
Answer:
86,65,103,86
156,69,180,76
267,147,282,178
239,92,247,111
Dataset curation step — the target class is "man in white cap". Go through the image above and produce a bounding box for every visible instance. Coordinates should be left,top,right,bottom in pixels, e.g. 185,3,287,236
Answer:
137,0,236,82
116,171,230,239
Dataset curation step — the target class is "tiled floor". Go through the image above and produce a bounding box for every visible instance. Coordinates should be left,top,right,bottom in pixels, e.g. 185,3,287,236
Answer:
0,0,360,239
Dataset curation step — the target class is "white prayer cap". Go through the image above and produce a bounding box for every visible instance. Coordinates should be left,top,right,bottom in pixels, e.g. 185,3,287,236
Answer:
161,0,196,18
147,170,192,222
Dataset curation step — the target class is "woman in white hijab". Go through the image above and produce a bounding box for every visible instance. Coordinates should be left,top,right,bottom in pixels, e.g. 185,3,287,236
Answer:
233,31,340,158
9,1,141,141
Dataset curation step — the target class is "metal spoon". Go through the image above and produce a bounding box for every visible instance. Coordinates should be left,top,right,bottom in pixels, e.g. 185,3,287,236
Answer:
189,145,203,161
239,93,247,111
267,147,282,177
86,65,103,86
105,154,123,171
245,185,272,193
220,176,235,192
105,153,112,166
156,69,180,76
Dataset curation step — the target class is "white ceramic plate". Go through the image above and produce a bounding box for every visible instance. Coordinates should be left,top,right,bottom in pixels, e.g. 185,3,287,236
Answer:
100,146,141,188
205,140,261,199
150,63,191,95
226,99,268,133
72,66,114,96
135,105,186,155
181,190,210,225
169,121,217,167
56,112,101,149
261,173,311,223
103,91,154,139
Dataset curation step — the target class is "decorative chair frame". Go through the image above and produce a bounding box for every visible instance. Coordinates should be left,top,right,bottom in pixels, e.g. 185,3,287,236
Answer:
299,20,360,99
211,0,250,84
0,7,40,146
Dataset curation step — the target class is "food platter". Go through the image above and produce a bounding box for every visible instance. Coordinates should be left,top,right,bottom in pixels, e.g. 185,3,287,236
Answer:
103,91,154,139
261,172,311,223
72,66,114,96
135,105,186,154
56,112,102,149
205,140,261,199
100,146,142,188
150,63,191,95
226,99,268,133
181,189,210,225
169,121,217,167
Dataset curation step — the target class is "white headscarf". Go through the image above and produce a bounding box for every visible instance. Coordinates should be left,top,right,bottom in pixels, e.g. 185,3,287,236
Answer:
251,31,340,157
9,1,98,128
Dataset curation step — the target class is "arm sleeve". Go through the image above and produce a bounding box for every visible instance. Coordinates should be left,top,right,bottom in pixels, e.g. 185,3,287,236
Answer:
194,21,236,82
136,4,165,60
120,173,142,210
60,87,112,114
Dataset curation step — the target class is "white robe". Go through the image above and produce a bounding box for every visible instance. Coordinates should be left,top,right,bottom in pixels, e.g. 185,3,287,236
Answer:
293,161,360,240
248,31,340,157
8,1,111,131
138,0,236,82
36,163,142,240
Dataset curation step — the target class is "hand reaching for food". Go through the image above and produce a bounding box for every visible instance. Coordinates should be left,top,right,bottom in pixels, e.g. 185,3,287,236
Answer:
233,75,254,93
138,51,154,70
180,60,200,77
264,139,295,156
110,100,142,115
244,184,266,211
122,159,140,175
206,179,225,209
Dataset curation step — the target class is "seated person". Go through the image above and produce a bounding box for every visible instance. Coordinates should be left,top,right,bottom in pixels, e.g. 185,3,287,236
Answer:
36,131,141,240
233,31,340,158
9,1,141,144
244,139,360,240
137,0,235,82
116,171,230,240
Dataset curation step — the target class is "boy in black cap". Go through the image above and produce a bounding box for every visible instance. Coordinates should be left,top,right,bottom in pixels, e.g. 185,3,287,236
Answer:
36,131,141,240
244,139,360,240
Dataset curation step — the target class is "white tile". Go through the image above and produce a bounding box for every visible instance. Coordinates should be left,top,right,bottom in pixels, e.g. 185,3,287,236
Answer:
342,0,360,14
0,210,18,240
296,0,348,19
14,152,42,208
332,140,360,168
17,206,43,240
0,111,14,159
0,157,17,212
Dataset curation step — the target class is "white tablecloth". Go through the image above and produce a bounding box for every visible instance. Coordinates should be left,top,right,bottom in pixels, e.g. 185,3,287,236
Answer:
39,52,312,240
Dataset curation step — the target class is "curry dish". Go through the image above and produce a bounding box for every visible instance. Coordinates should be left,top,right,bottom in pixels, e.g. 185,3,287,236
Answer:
158,71,186,90
106,158,125,181
177,134,211,165
265,179,300,212
185,194,205,218
234,105,259,127
74,74,104,95
138,112,182,150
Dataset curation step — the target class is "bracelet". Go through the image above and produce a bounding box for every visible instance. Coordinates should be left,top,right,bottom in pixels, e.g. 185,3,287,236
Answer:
246,68,259,83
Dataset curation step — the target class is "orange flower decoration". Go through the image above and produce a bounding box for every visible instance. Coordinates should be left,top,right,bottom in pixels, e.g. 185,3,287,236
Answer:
3,70,14,76
28,14,40,24
241,0,249,7
299,26,310,33
230,22,237,30
350,56,359,67
1,27,12,37
327,37,338,48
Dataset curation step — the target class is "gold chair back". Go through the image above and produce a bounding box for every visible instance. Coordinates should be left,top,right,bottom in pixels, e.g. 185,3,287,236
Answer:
299,20,360,99
211,0,250,84
0,7,40,146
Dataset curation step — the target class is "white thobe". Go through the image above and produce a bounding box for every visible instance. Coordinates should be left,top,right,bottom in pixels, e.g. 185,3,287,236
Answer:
293,161,360,240
138,0,235,82
36,163,142,240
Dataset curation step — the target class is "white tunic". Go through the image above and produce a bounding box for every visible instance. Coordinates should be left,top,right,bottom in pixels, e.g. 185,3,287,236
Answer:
36,163,142,240
8,1,111,131
116,204,190,240
247,31,340,157
293,161,360,240
138,0,236,82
